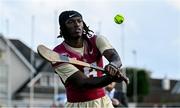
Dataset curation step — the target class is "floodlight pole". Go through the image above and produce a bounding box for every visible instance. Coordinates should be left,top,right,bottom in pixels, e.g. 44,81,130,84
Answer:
30,15,35,108
5,19,9,36
5,34,12,107
132,50,137,104
54,10,59,105
120,23,127,94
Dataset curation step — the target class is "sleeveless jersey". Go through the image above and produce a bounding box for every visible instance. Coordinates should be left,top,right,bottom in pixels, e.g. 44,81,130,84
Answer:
52,35,106,102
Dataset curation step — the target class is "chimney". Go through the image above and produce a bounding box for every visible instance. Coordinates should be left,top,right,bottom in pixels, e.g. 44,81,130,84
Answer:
162,75,170,90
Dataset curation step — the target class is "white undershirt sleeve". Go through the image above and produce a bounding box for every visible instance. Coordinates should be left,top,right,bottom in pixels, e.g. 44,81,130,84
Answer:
96,35,114,54
54,63,79,83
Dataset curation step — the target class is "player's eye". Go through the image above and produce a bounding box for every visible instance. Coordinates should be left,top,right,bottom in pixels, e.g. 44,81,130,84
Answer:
66,20,73,24
77,19,83,23
66,18,83,25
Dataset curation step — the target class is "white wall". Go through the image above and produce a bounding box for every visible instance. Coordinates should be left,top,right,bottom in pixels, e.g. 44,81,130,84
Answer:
8,45,31,96
0,37,31,98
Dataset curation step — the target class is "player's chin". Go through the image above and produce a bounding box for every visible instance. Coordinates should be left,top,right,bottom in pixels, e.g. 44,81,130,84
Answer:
71,33,83,38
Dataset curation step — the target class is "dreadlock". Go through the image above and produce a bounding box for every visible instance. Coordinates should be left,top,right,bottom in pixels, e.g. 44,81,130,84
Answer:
83,22,94,36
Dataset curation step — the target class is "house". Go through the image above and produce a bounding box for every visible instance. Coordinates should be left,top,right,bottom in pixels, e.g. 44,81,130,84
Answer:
137,78,180,107
0,34,65,107
172,81,180,94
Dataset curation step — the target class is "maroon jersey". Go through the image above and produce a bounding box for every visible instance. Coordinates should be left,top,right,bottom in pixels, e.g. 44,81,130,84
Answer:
52,35,106,102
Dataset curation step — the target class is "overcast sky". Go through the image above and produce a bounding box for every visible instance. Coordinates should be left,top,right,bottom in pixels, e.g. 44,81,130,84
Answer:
0,0,180,80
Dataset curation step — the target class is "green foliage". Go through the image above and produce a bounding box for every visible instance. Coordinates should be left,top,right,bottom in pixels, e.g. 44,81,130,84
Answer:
137,69,150,95
125,67,150,102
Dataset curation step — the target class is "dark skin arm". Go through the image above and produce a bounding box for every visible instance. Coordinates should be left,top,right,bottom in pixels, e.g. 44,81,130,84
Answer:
66,70,119,89
64,49,127,89
103,49,122,67
103,49,122,76
103,49,129,84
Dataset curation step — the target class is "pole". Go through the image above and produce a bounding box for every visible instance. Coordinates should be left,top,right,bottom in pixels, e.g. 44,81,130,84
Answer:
96,21,102,35
0,4,2,34
30,15,35,108
120,23,127,94
6,37,12,107
54,10,58,105
5,19,9,36
5,19,11,106
132,50,137,104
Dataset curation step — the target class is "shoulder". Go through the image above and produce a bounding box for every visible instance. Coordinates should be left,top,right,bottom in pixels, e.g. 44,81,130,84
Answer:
88,34,107,44
53,42,69,56
53,43,64,51
96,35,106,41
95,35,113,54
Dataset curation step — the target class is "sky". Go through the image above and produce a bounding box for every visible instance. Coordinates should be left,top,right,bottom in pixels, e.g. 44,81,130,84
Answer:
0,0,180,80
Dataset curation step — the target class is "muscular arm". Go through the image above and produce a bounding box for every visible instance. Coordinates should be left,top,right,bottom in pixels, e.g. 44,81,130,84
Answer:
96,36,122,68
103,48,122,68
95,36,127,82
103,49,129,84
66,71,116,89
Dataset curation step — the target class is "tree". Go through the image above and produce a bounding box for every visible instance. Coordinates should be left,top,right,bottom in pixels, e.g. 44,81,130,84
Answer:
126,67,150,102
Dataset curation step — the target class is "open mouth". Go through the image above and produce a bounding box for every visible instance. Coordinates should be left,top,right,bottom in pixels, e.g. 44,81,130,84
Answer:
74,28,82,33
